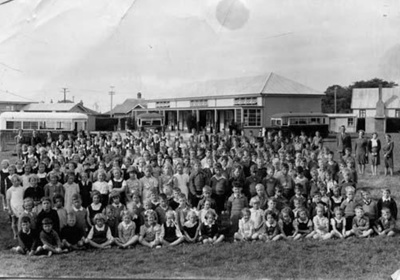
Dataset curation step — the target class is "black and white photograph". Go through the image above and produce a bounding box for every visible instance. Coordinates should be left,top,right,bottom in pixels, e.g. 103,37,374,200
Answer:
1,0,400,279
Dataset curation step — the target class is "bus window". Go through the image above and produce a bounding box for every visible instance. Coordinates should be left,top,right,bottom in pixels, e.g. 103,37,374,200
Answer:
282,118,288,126
23,121,38,130
142,120,151,126
6,121,21,130
56,121,72,130
153,120,162,126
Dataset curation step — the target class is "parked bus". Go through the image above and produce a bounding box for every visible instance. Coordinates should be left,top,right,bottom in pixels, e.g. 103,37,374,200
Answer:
0,112,88,151
136,112,164,132
270,112,329,137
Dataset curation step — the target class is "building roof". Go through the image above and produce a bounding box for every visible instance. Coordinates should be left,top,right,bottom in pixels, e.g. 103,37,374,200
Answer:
21,102,98,114
111,98,147,115
326,113,356,118
152,72,323,100
352,87,400,109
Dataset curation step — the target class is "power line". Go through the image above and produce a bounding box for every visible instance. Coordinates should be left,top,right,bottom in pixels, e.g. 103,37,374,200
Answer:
0,88,36,101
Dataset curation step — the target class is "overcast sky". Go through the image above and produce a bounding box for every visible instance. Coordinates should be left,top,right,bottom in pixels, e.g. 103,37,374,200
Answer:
0,0,400,112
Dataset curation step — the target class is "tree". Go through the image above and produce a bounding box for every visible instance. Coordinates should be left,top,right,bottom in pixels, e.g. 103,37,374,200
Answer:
322,78,398,113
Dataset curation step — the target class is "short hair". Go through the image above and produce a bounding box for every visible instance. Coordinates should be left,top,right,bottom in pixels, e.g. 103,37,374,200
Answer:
41,197,52,203
264,210,277,220
354,205,363,211
20,216,31,224
241,207,251,216
202,185,212,193
232,181,242,189
42,218,53,225
53,194,64,205
93,213,107,222
159,193,168,201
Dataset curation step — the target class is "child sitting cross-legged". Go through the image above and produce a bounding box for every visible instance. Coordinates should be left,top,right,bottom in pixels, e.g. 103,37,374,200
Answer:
347,206,373,238
139,209,162,249
160,210,185,247
309,205,331,240
183,210,200,243
114,210,139,249
199,209,224,245
293,207,313,240
60,212,86,251
85,213,114,249
260,210,282,242
12,216,41,256
373,207,396,237
40,218,68,257
234,208,255,242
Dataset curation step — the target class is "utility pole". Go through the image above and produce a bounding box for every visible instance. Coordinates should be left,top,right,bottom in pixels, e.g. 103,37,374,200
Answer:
109,86,115,117
61,87,69,102
334,86,337,114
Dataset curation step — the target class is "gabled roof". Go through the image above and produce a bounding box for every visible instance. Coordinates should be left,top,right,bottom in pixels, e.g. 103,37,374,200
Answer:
111,98,148,114
153,73,323,100
352,87,400,109
21,102,98,114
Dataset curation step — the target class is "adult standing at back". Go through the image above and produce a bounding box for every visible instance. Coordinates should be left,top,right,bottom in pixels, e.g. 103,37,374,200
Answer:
336,125,352,159
354,130,368,175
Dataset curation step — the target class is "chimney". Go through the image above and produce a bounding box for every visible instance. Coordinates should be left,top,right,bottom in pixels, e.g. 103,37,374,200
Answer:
378,84,382,101
137,92,142,99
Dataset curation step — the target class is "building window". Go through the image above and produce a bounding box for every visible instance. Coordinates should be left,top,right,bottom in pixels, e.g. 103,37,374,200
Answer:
156,101,170,108
396,109,400,118
234,97,257,106
5,105,15,111
243,109,261,127
190,99,208,107
347,118,354,127
359,109,366,118
22,121,38,130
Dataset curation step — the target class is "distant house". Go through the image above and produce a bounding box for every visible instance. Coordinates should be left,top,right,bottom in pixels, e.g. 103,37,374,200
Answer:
138,73,324,134
0,91,34,114
110,92,147,130
21,101,98,131
352,87,400,133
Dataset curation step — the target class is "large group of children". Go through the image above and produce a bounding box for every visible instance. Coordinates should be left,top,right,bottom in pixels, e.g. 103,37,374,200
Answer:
1,128,398,257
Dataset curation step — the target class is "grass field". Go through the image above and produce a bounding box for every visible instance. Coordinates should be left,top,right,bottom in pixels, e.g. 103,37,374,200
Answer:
1,134,400,279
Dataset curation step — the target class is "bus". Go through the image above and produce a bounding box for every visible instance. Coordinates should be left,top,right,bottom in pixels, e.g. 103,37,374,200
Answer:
136,112,164,131
0,112,88,151
270,112,329,137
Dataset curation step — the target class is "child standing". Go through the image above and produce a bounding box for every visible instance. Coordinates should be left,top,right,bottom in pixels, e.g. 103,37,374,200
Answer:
6,175,26,239
85,213,114,249
86,191,105,228
71,194,88,234
377,189,398,220
360,190,378,226
340,186,357,231
226,182,249,234
63,173,80,212
249,197,265,240
53,194,67,231
44,174,64,204
37,197,60,234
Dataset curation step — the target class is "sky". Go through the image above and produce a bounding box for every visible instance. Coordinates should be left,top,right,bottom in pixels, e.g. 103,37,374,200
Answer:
0,0,400,112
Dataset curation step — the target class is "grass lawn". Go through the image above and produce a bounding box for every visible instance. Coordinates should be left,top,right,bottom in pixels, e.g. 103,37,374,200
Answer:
1,134,400,279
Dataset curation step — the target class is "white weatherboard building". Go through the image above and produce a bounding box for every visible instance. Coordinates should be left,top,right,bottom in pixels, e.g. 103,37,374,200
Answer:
352,87,400,133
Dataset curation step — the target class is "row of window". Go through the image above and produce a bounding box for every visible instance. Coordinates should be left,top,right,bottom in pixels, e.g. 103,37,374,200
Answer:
155,97,259,109
234,97,258,106
5,121,85,130
359,109,400,118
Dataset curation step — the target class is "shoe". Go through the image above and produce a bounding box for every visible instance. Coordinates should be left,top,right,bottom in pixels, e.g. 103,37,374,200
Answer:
47,251,53,257
155,245,162,249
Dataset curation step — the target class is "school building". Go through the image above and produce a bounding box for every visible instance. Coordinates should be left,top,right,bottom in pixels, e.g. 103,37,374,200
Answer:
352,86,400,133
130,73,324,134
